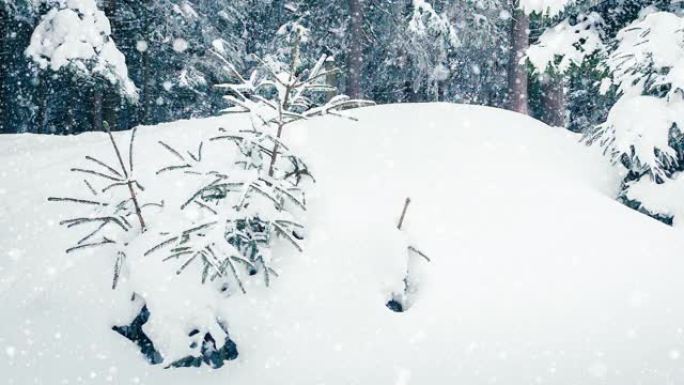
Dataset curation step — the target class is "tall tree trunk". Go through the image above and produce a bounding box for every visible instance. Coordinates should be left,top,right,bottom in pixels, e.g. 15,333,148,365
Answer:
92,85,104,131
103,90,119,129
540,72,565,127
0,5,7,133
346,0,363,98
324,55,338,101
507,3,529,114
139,2,151,125
37,74,49,134
140,49,150,124
102,0,119,129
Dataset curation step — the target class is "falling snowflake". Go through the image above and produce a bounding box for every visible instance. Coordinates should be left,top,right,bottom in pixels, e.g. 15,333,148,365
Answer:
173,38,189,53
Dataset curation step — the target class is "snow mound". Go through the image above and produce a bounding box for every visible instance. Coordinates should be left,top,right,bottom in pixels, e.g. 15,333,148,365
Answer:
3,103,684,385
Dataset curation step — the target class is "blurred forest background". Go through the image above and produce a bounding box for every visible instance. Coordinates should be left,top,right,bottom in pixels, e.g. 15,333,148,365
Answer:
0,0,677,135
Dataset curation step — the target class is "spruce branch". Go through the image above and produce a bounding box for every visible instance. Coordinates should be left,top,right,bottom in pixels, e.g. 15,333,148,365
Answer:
60,216,130,232
48,197,109,206
83,179,98,196
84,155,124,179
66,238,116,253
158,140,187,162
104,121,146,232
70,167,123,182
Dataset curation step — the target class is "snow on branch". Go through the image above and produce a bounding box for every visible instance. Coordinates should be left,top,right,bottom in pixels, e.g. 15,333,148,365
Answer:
26,0,138,100
408,0,460,47
606,11,684,99
527,12,605,74
587,12,684,181
148,122,308,289
519,0,574,16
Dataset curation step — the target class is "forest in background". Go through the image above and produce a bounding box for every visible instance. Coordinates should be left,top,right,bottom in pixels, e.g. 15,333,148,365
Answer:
0,0,678,136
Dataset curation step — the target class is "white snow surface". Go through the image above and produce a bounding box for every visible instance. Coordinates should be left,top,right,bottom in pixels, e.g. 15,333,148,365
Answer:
3,103,684,384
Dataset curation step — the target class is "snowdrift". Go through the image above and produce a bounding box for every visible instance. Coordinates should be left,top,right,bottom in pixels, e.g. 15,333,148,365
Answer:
2,103,684,385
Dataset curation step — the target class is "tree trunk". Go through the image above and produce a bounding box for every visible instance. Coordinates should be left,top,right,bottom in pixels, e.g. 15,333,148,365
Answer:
102,0,119,129
324,56,338,101
140,49,150,124
92,85,104,131
37,74,49,134
0,5,7,133
507,4,529,114
346,0,363,98
139,1,152,125
540,72,565,127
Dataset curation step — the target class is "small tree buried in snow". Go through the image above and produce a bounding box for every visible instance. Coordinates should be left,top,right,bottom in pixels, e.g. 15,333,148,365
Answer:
145,134,307,292
144,43,373,290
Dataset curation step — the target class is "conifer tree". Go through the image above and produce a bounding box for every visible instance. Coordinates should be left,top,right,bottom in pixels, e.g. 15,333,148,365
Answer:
145,34,373,289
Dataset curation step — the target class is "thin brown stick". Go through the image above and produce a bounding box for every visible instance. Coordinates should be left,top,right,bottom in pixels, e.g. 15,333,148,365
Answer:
129,127,138,173
104,122,129,179
397,197,411,230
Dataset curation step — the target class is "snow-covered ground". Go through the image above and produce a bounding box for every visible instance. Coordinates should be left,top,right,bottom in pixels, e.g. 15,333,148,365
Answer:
2,103,684,384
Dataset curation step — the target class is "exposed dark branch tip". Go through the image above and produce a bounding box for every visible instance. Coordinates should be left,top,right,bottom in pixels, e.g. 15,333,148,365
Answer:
408,246,431,263
158,140,186,162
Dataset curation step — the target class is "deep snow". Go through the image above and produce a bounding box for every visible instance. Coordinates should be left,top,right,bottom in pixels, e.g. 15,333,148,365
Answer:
2,103,684,384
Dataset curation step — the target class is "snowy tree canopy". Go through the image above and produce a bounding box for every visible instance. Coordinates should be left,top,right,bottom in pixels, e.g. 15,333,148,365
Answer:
607,11,684,98
25,0,138,99
404,0,461,98
527,12,605,74
595,95,683,178
519,0,574,16
588,11,684,181
408,0,460,47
